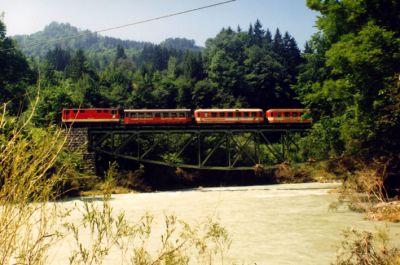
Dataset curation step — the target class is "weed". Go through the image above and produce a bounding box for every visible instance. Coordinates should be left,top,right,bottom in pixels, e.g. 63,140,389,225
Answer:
332,228,400,265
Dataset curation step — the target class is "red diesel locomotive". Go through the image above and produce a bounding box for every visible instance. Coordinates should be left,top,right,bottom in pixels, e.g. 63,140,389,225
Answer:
62,108,311,125
62,108,120,123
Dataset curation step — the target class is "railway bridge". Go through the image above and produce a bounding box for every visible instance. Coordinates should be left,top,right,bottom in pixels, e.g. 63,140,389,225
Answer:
66,123,310,173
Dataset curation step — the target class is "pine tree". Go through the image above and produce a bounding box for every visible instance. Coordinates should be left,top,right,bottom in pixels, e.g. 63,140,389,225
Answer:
273,28,284,55
248,23,253,36
253,19,265,45
46,45,71,71
115,44,127,61
265,29,272,45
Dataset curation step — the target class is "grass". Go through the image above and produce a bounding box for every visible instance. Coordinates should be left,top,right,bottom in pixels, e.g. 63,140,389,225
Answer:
0,99,234,265
333,228,400,265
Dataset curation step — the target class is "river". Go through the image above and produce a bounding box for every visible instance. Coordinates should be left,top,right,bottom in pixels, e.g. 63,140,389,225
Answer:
49,182,400,265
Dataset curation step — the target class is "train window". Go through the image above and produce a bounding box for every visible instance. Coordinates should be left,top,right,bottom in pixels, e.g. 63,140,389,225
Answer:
144,113,152,118
73,110,78,113
162,112,169,118
103,110,108,113
251,112,257,117
293,112,298,117
285,112,290,117
66,110,70,115
244,112,249,117
97,110,101,113
178,112,185,118
211,112,217,117
220,112,225,117
277,112,282,117
111,110,117,115
80,110,85,113
138,113,144,118
155,113,161,118
171,113,177,118
227,112,233,117
204,113,208,118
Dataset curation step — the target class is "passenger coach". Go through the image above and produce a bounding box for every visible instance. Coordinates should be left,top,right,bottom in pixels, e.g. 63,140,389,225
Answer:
123,109,192,124
266,109,312,123
194,109,264,124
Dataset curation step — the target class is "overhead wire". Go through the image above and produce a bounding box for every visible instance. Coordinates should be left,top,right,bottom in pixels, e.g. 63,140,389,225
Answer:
0,0,237,52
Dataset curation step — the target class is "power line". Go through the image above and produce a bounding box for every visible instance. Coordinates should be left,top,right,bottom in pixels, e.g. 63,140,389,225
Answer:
1,0,236,53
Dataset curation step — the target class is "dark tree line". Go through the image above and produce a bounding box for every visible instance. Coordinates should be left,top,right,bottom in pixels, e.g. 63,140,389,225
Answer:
2,19,302,124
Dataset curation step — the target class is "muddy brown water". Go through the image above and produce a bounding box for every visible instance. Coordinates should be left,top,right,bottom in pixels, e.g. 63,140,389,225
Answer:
49,183,400,264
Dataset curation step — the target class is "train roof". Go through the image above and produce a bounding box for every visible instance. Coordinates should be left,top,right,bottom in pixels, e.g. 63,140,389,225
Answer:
124,109,191,113
195,108,263,112
63,108,118,111
266,108,308,112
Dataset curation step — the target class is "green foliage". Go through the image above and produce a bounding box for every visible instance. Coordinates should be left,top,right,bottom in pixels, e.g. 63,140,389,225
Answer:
296,0,400,158
204,23,301,108
7,19,304,114
0,18,34,114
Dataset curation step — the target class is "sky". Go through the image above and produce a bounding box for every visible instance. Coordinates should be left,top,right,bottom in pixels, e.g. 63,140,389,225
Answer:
0,0,319,48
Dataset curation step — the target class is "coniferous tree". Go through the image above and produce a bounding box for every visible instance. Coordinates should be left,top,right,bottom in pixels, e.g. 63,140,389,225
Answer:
273,28,284,56
248,24,253,36
253,19,265,45
45,45,71,71
265,29,272,45
115,44,127,61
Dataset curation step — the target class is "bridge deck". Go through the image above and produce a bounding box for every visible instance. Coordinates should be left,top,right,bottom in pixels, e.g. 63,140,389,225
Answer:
74,123,311,132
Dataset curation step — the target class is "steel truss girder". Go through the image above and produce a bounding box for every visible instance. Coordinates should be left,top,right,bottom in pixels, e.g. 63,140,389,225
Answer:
88,127,308,171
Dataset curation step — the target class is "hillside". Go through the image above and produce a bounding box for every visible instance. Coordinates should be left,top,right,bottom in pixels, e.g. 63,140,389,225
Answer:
13,22,202,58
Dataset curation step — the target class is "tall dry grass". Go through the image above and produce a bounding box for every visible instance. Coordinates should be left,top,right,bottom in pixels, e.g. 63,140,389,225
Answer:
0,100,233,265
0,100,67,264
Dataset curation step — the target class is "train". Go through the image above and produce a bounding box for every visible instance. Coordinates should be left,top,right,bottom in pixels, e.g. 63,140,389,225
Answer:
61,108,312,125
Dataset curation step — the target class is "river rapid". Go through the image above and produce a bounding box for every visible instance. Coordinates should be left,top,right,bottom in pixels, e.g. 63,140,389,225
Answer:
50,182,400,265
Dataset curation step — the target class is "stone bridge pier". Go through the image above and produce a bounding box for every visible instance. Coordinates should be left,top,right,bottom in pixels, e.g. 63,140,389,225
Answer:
65,127,96,175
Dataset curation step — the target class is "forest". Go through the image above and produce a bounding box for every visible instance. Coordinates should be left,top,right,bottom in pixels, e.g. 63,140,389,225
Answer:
1,0,399,193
